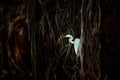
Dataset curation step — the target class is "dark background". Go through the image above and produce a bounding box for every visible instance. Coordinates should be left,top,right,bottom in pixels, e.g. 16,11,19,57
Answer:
101,0,120,79
0,0,120,80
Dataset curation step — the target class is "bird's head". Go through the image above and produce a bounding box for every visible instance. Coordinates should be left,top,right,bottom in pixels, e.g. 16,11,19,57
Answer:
64,34,74,44
57,34,71,43
57,34,74,43
64,34,73,38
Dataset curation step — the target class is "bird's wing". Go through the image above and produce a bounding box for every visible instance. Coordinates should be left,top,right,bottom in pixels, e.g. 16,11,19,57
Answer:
74,38,80,56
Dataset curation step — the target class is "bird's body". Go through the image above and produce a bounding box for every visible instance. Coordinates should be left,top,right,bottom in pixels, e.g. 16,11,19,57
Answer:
74,38,80,56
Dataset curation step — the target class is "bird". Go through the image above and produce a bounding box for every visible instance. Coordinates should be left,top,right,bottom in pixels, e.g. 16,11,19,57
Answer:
64,34,80,56
65,34,85,77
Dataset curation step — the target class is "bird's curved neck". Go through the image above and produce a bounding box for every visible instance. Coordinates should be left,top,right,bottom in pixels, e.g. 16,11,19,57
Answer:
69,37,74,44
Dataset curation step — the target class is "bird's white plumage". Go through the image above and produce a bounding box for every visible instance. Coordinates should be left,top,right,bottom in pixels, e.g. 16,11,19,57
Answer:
74,38,80,56
65,34,80,56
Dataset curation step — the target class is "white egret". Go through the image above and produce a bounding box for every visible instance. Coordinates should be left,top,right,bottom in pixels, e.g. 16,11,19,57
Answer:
65,34,80,56
65,34,85,78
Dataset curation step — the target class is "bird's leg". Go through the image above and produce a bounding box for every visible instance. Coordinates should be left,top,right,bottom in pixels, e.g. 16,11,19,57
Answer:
75,56,79,68
80,52,85,78
80,52,83,70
